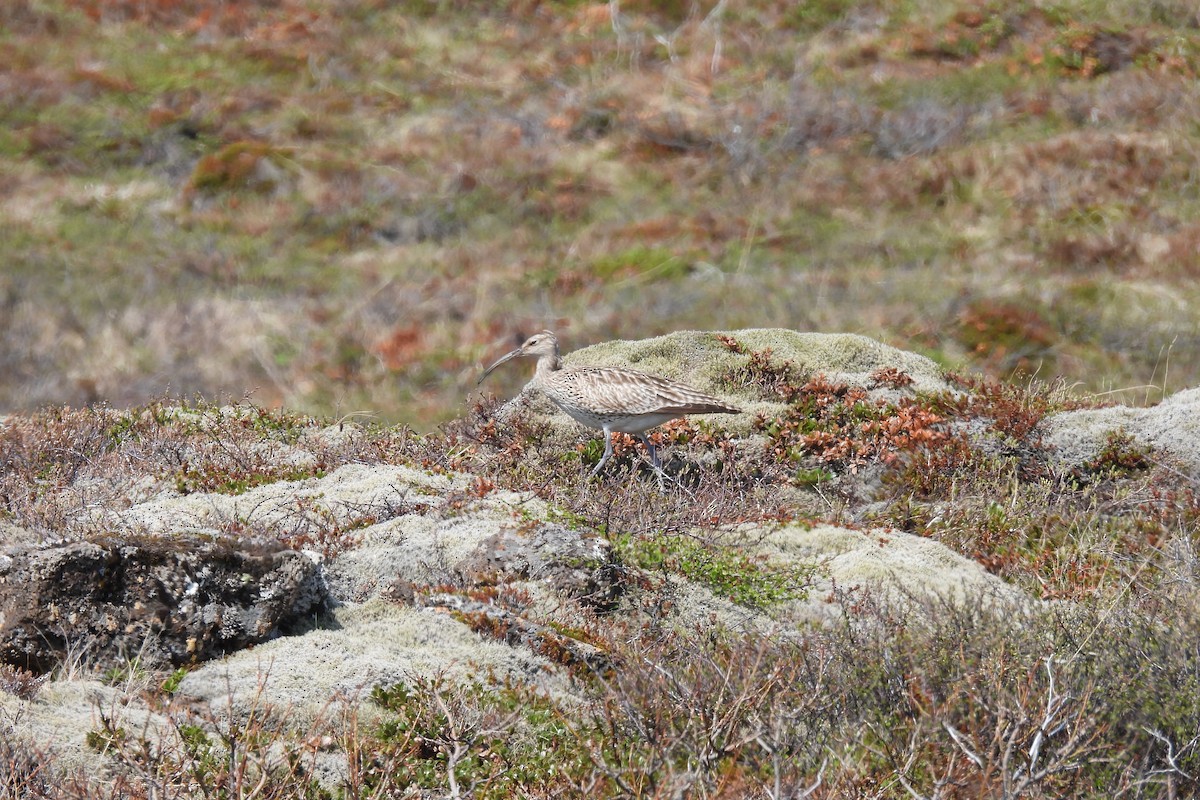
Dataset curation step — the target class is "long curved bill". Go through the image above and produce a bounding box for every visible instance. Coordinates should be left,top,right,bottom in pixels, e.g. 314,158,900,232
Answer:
477,348,521,385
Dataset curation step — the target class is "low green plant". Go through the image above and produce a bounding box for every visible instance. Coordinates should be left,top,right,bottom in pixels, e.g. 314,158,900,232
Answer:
794,466,835,487
85,714,128,754
175,722,219,776
160,667,188,695
173,463,327,495
617,532,813,610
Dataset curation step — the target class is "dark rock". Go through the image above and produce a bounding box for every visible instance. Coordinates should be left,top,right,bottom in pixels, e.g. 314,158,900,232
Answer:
0,537,328,674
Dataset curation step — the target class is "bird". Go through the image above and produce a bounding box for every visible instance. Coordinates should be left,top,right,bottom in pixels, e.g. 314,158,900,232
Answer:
478,330,741,484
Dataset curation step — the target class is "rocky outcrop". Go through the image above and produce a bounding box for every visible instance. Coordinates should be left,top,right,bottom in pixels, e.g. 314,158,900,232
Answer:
0,537,325,673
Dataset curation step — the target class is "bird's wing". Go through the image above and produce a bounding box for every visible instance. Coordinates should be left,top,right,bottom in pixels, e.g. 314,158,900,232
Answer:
562,368,740,415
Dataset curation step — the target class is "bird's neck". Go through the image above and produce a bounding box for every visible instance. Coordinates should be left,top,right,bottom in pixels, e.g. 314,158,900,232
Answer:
534,353,562,380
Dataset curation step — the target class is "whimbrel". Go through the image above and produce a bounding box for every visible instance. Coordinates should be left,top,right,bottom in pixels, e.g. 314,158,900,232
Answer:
478,331,741,483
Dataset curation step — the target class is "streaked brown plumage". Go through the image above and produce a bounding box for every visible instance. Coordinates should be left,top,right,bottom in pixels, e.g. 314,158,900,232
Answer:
478,331,741,482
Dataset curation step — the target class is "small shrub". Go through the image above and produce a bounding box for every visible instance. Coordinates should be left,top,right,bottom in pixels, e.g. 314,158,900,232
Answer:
0,664,47,700
1082,428,1153,476
0,735,58,800
720,340,805,402
873,97,970,159
756,374,947,469
368,677,589,799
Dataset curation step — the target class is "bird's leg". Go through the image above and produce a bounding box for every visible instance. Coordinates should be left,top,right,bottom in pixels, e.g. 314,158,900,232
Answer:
635,434,662,471
589,428,614,478
635,433,668,491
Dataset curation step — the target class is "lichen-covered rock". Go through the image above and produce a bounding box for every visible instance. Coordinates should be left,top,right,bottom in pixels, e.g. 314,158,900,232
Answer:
0,521,39,549
572,329,949,394
173,599,572,726
463,523,621,609
0,538,326,673
97,462,449,537
758,522,1029,612
331,514,618,606
1044,386,1200,475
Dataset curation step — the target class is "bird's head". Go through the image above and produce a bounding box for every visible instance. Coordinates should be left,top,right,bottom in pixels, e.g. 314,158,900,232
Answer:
478,330,560,384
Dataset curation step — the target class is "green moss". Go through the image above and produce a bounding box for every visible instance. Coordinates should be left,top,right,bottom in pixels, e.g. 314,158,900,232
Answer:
546,506,597,532
924,61,1023,105
617,532,813,610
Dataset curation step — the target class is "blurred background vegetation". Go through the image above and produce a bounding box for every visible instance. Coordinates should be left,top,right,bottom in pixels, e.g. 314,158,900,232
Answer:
2,0,1199,428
